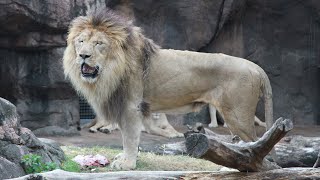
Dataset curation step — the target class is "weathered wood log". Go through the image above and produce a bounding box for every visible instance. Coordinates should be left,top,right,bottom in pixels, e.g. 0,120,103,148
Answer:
274,136,320,167
185,117,293,172
161,135,320,168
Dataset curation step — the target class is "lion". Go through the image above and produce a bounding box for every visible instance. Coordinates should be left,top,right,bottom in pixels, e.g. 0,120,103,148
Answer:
63,8,274,170
83,113,184,138
85,105,265,136
208,105,266,128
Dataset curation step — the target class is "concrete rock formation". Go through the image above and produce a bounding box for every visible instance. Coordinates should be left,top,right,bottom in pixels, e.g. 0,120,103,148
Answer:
0,0,318,134
0,97,65,179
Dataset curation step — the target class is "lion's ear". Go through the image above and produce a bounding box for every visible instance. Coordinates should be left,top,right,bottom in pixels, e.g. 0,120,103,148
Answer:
109,31,130,48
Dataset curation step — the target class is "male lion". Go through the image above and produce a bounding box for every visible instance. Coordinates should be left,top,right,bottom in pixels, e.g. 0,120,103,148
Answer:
63,8,273,170
86,106,265,136
208,105,266,128
83,113,184,138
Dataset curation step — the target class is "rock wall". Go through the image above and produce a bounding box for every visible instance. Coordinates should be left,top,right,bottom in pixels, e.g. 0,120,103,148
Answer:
0,0,87,134
0,0,319,134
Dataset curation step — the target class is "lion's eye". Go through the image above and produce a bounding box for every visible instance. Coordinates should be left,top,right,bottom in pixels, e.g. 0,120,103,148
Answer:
79,40,84,43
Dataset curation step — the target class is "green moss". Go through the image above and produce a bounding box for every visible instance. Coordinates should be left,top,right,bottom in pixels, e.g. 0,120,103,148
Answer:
60,158,81,172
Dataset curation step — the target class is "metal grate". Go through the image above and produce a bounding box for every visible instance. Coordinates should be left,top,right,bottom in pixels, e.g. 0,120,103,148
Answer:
79,96,96,120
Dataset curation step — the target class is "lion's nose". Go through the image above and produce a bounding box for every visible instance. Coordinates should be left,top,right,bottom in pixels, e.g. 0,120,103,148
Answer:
79,54,91,59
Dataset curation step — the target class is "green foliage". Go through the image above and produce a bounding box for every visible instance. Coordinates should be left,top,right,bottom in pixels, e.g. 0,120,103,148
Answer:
21,154,58,174
60,158,81,172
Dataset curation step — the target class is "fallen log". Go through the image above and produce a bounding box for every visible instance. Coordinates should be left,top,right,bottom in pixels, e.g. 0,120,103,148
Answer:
185,117,293,172
314,151,320,168
160,135,320,168
274,136,320,167
10,168,320,180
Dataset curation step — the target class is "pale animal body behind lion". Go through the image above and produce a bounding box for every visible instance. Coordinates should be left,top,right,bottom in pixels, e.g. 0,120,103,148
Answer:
63,8,274,170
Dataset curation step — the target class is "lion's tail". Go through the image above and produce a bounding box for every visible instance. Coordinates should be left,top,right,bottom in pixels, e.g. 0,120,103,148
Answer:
260,69,273,130
260,68,278,162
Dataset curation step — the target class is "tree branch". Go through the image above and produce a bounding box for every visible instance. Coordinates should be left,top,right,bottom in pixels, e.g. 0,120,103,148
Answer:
185,117,293,172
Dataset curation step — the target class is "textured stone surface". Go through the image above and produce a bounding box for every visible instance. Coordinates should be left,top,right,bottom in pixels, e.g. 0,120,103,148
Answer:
0,156,25,179
0,0,319,135
0,48,80,135
0,98,65,179
0,0,87,134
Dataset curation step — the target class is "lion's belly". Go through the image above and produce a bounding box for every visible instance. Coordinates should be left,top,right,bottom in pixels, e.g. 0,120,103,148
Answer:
150,103,205,114
144,50,219,112
144,49,263,114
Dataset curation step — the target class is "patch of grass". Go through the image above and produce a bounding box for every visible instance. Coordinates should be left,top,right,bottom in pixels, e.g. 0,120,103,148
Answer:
62,146,221,172
60,158,81,172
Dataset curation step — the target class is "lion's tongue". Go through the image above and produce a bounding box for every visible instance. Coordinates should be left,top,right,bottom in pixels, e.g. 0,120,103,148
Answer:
82,64,96,74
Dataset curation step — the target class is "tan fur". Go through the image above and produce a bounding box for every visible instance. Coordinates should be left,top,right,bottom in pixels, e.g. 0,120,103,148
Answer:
208,105,266,128
63,8,273,170
83,113,183,138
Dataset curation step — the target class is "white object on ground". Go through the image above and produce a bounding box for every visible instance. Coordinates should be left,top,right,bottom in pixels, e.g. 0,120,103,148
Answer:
73,154,109,167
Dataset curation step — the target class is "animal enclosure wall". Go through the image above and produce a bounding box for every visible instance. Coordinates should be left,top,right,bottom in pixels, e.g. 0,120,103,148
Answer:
0,0,319,135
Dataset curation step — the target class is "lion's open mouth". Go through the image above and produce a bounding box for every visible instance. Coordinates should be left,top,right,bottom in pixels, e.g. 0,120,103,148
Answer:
81,63,99,78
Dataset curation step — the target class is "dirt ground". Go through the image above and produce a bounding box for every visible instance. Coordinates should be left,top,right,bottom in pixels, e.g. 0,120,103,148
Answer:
42,123,320,152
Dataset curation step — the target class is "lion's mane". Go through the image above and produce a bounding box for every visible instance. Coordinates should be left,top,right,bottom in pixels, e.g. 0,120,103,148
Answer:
63,8,159,122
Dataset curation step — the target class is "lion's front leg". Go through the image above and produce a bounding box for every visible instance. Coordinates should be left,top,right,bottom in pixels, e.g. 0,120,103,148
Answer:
111,104,143,170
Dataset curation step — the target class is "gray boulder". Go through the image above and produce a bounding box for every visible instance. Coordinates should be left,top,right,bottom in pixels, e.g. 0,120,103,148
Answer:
0,97,65,179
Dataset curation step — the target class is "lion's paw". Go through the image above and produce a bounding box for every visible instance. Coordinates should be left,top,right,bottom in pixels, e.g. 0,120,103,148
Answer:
89,127,98,133
98,127,110,134
175,132,184,138
111,154,136,170
113,153,124,160
208,123,218,128
166,131,184,138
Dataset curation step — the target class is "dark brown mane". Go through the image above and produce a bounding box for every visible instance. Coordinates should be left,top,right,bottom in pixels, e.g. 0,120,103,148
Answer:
87,7,131,30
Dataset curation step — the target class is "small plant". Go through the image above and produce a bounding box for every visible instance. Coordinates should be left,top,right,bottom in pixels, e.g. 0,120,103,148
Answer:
21,154,58,174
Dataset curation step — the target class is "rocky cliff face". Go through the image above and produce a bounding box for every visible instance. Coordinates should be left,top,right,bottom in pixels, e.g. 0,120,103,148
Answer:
0,0,318,134
0,0,87,134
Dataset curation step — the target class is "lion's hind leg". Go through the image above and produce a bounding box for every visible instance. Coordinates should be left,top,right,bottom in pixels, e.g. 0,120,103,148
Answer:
254,116,267,127
208,105,218,128
212,101,257,142
221,107,257,142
